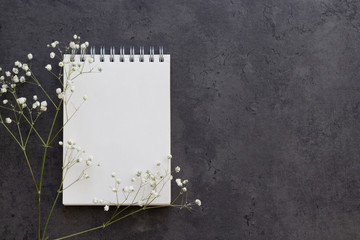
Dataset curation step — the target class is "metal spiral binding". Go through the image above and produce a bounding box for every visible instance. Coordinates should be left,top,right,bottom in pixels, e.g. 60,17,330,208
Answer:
129,46,135,62
70,46,166,62
119,46,125,62
149,46,155,62
70,48,76,62
80,48,86,62
110,46,115,62
139,46,144,62
100,46,105,62
159,46,164,62
90,46,95,60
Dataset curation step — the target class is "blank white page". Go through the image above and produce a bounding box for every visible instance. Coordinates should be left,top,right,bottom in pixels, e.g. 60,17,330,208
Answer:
62,54,171,206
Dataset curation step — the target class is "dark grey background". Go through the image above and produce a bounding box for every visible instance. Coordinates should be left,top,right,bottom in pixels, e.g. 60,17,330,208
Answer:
1,0,360,239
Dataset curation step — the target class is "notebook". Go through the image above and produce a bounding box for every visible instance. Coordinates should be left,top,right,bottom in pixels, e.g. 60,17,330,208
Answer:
62,46,171,206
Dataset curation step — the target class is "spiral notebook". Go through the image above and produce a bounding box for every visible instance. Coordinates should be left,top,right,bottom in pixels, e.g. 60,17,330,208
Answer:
62,46,171,206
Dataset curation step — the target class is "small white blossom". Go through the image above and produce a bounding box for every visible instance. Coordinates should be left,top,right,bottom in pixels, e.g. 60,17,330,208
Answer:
26,71,31,76
98,67,102,72
136,171,142,177
14,61,20,67
151,190,159,197
20,76,25,83
182,187,187,192
138,200,144,207
131,178,135,182
27,53,33,60
10,84,16,88
58,62,64,67
111,172,116,178
45,64,52,71
3,99,8,104
73,34,78,39
0,76,4,81
175,178,183,187
76,158,82,163
170,175,173,180
84,173,90,179
112,187,118,192
22,64,29,71
83,95,88,101
88,58,94,63
71,86,75,92
123,186,129,192
104,205,109,211
5,117,12,124
80,43,86,49
50,52,55,59
85,41,89,47
168,154,172,159
75,44,80,49
157,162,161,166
12,75,19,83
33,95,38,101
40,100,47,111
21,103,27,108
56,88,62,94
182,179,189,185
93,198,98,204
129,186,134,192
5,71,11,77
51,42,57,48
195,199,201,206
88,155,93,161
175,166,180,173
69,41,76,48
58,141,63,146
86,160,92,166
99,199,104,204
1,88,7,93
116,178,121,184
16,97,26,105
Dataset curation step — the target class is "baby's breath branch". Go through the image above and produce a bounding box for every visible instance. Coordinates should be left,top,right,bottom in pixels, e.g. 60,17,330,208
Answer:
30,74,57,108
21,114,45,146
0,114,23,148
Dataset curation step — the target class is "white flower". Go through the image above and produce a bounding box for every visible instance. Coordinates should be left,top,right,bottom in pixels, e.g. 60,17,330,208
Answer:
131,177,135,182
157,162,161,166
129,186,134,192
99,199,104,204
12,75,19,83
175,178,183,187
84,173,90,179
5,71,11,77
112,187,118,192
111,172,116,178
0,76,4,81
50,52,55,59
88,155,93,161
1,88,7,93
76,158,82,163
175,166,180,173
10,84,16,88
85,41,89,47
58,141,63,146
21,103,27,108
73,34,77,39
168,154,172,159
27,53,33,60
182,187,187,192
0,67,2,71
58,62,64,67
22,64,29,71
81,43,86,49
16,97,26,105
182,179,188,185
20,76,25,83
45,64,52,71
195,199,201,206
98,67,102,72
88,58,94,63
5,117,12,124
71,86,75,92
86,160,92,166
93,197,98,204
83,95,88,101
151,190,159,197
40,100,47,111
14,61,20,67
69,41,76,48
169,175,173,180
136,170,142,177
33,95,38,101
116,178,121,184
51,42,57,48
3,99,8,104
26,71,31,76
138,200,144,207
56,88,62,94
123,186,129,192
104,205,109,211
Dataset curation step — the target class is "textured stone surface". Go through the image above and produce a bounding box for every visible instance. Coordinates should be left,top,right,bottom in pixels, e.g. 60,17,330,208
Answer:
1,0,360,239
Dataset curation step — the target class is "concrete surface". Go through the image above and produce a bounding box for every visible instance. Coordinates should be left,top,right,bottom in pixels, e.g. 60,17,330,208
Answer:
1,0,360,239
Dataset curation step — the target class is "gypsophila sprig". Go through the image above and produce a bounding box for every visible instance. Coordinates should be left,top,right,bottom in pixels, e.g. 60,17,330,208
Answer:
0,35,201,240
